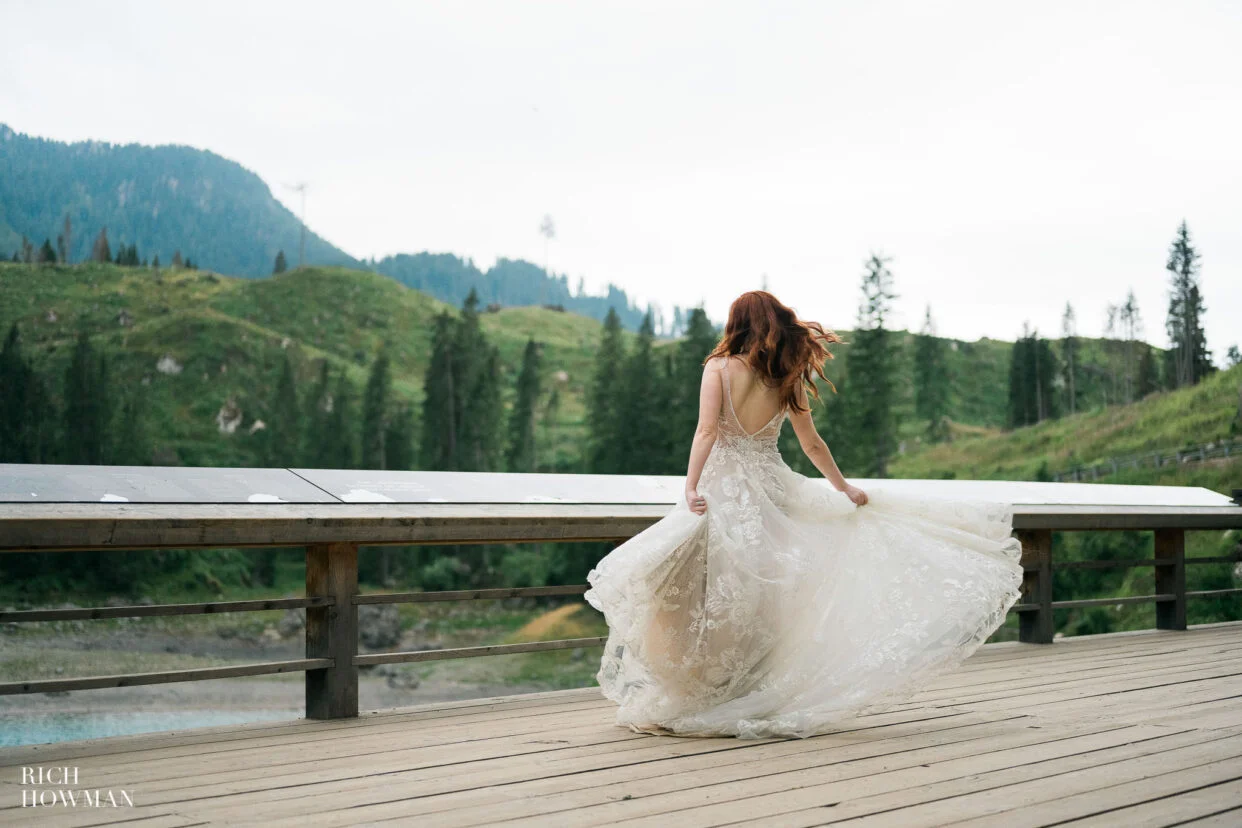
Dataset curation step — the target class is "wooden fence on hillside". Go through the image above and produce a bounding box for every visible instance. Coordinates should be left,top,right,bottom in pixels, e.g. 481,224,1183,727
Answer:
1051,438,1242,483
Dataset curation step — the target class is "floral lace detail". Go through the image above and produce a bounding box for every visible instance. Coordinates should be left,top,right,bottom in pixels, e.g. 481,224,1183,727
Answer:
583,357,1024,740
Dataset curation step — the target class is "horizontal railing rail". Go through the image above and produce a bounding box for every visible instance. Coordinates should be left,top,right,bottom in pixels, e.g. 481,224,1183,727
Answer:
2,467,1241,717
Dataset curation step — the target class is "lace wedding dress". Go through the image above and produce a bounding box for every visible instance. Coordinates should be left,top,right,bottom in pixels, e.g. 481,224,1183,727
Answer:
584,361,1024,739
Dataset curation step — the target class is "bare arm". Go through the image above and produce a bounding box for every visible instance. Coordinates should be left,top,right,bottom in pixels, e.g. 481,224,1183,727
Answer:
684,358,724,514
787,384,868,505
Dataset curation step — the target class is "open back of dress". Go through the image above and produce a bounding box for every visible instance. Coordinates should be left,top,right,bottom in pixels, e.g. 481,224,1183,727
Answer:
585,356,1023,739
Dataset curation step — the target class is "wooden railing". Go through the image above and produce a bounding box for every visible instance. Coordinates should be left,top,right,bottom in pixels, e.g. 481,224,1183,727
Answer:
2,468,1241,719
1011,528,1242,643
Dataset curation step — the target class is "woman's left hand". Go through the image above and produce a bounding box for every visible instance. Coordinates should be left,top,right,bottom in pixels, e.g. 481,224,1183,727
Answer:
686,488,707,515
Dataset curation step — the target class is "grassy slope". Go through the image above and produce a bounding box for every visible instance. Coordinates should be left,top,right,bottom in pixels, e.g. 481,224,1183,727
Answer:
891,363,1242,481
0,262,611,469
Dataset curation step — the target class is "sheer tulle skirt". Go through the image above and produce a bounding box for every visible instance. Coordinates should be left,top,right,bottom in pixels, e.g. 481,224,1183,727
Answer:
584,453,1024,740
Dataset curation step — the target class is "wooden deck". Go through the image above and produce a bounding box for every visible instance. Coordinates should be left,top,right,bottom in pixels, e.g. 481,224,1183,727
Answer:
4,622,1242,827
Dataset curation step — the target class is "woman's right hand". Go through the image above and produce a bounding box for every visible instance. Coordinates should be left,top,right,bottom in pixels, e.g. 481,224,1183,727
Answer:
843,484,868,506
686,488,708,515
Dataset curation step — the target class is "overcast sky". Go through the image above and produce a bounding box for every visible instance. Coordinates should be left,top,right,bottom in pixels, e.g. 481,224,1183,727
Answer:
3,0,1238,357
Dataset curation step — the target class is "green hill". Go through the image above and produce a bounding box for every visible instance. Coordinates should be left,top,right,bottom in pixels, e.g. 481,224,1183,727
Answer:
0,124,355,277
0,125,682,330
891,362,1242,481
3,260,1220,476
0,262,608,469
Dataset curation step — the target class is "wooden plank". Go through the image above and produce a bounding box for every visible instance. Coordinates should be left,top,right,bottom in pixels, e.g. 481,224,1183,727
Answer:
355,585,589,604
138,713,1012,817
944,752,1242,828
0,502,670,551
1017,528,1053,643
0,595,332,622
392,725,1186,828
4,623,1240,828
0,687,608,766
740,728,1242,828
305,542,358,720
1156,527,1188,630
1175,807,1242,826
1010,505,1242,530
354,637,605,666
0,659,329,695
187,715,1043,825
1,502,1239,553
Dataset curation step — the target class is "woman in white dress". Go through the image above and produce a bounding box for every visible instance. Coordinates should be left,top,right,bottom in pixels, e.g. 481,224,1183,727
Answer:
584,290,1024,739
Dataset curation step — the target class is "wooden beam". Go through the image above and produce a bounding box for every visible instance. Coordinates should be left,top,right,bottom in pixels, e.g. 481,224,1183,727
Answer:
305,543,359,720
354,637,606,667
354,585,588,605
1051,594,1175,610
1,501,1240,553
0,659,330,695
1155,529,1187,631
1017,529,1054,644
0,596,333,623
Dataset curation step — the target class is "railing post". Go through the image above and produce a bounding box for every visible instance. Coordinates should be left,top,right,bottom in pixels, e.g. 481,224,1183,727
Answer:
1017,529,1054,644
306,542,359,719
1154,529,1187,631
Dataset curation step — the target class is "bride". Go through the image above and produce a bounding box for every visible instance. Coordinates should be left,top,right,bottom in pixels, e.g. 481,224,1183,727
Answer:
584,290,1024,739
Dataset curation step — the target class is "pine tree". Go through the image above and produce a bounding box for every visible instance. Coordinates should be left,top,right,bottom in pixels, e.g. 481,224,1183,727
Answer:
267,352,301,466
587,307,627,473
460,344,503,472
384,403,415,470
543,384,562,470
152,254,161,270
171,250,184,269
62,214,72,265
506,339,542,472
326,371,357,468
1165,221,1213,388
90,228,111,263
1227,345,1241,369
361,347,392,470
56,234,67,263
615,311,664,474
1061,302,1079,415
1008,328,1033,428
37,238,56,264
113,391,150,465
273,250,288,275
0,324,54,463
1117,289,1142,404
0,325,25,460
1136,344,1160,399
302,360,334,467
420,312,459,470
62,331,113,463
20,236,33,263
913,305,950,442
1007,325,1058,427
668,308,719,465
848,255,899,477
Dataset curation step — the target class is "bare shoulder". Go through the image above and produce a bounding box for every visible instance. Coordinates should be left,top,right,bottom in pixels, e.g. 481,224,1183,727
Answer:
705,355,729,372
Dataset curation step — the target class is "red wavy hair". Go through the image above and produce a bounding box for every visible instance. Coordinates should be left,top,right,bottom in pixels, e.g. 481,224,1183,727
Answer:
705,290,842,414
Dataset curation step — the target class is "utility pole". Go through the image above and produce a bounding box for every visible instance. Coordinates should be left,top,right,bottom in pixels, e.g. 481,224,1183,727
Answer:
539,214,555,306
284,182,309,269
